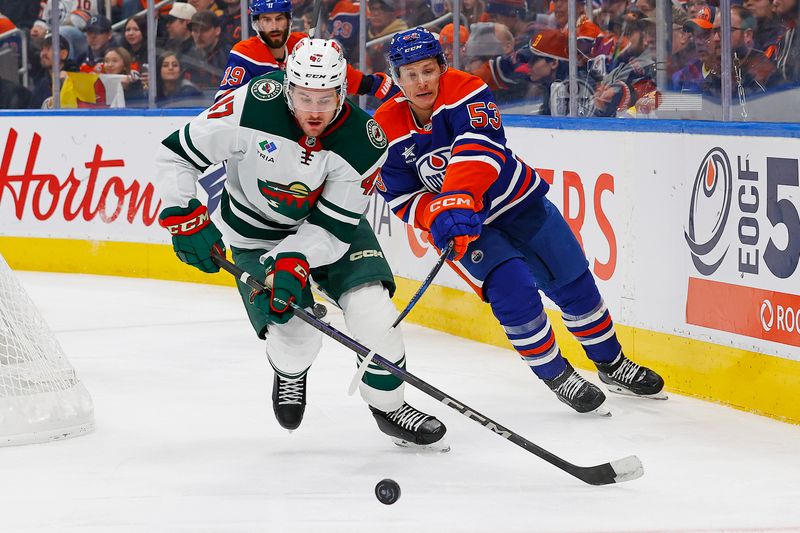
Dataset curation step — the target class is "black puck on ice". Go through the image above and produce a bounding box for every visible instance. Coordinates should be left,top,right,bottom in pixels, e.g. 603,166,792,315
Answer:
375,478,401,505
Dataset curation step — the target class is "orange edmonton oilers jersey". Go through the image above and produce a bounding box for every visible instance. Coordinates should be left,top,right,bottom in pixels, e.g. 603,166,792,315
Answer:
216,32,364,100
373,68,548,231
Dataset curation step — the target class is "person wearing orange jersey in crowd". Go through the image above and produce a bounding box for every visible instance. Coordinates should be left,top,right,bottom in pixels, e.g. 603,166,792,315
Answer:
373,28,666,415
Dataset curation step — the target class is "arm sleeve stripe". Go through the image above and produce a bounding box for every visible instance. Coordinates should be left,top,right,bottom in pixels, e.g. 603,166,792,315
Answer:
394,190,426,220
489,158,523,208
452,143,507,163
406,192,426,228
221,200,293,240
449,155,502,175
388,189,424,209
308,209,358,244
317,195,362,223
452,131,505,152
162,130,208,171
181,123,212,167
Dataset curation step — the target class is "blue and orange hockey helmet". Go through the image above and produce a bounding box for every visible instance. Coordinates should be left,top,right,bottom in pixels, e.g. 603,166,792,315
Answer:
388,27,447,78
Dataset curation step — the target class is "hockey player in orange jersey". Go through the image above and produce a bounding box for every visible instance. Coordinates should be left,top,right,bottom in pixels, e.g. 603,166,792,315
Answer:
215,0,395,101
373,27,667,415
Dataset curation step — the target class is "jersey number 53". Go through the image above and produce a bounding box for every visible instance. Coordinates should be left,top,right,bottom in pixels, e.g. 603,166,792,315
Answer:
467,102,501,130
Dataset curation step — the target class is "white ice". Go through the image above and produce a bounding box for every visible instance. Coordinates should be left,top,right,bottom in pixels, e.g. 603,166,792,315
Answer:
3,272,800,533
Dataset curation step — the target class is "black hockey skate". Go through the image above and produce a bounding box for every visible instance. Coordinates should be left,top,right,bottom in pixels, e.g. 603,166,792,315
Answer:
596,353,667,399
370,403,449,452
272,372,307,431
544,361,610,416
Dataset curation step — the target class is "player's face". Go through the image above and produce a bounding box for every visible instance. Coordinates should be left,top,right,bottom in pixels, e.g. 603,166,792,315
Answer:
125,19,143,47
161,54,181,82
290,86,339,137
396,58,444,111
256,13,290,49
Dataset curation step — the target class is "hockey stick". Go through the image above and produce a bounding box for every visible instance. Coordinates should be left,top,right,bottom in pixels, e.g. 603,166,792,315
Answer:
211,251,644,486
345,240,453,395
308,0,325,38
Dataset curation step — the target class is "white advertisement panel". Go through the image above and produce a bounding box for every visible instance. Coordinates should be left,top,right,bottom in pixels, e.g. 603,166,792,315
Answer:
1,117,797,361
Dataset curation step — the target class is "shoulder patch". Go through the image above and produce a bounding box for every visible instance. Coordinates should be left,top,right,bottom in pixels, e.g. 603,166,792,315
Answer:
250,78,282,101
366,119,387,149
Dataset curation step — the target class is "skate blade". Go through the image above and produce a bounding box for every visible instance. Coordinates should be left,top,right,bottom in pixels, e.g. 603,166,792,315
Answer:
390,437,451,453
605,385,669,400
590,403,612,417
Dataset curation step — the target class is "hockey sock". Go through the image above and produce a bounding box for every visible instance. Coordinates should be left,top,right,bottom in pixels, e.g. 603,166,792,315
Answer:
547,270,621,365
485,258,566,380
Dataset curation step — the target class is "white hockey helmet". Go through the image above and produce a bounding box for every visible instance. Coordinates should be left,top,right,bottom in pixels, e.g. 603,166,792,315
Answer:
284,37,348,115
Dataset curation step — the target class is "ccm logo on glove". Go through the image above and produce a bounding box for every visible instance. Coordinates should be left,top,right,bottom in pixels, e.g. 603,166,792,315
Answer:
160,205,211,235
428,194,474,213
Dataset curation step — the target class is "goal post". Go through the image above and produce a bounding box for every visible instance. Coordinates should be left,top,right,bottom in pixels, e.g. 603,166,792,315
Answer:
0,253,95,446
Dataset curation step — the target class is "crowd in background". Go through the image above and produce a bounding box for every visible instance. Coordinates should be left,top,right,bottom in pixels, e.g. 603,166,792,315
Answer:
0,0,798,117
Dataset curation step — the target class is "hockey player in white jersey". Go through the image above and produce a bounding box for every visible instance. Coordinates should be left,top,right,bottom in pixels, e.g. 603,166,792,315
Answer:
155,37,447,450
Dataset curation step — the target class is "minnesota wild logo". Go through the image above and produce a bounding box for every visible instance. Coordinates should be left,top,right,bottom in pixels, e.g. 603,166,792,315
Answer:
257,179,324,220
251,78,282,101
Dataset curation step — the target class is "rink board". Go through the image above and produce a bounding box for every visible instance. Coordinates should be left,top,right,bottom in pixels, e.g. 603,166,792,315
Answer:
1,111,799,423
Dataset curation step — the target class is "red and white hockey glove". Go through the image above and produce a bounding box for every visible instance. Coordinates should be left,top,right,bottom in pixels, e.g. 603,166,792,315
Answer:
421,191,484,261
364,72,400,101
158,199,225,273
262,252,310,315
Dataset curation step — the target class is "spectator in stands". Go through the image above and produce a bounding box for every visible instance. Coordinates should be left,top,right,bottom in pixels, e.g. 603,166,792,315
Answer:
462,0,486,28
403,0,437,28
220,0,243,44
0,0,39,30
156,51,201,105
668,4,694,80
672,6,720,93
773,0,799,83
30,33,79,108
366,0,407,73
744,0,782,55
188,0,224,17
184,10,229,91
525,29,569,115
103,46,146,103
367,0,408,39
122,16,148,67
731,5,781,91
592,0,628,31
0,10,14,34
463,22,527,103
439,22,469,66
163,2,197,55
326,0,361,61
79,14,115,73
685,0,708,17
483,0,531,48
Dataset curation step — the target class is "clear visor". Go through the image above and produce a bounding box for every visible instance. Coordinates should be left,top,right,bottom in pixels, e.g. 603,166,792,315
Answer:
289,85,340,113
394,62,443,87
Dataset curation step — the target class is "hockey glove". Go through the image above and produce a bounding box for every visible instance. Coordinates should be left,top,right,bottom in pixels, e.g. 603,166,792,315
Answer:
159,199,225,273
422,191,484,261
363,72,400,101
262,252,310,315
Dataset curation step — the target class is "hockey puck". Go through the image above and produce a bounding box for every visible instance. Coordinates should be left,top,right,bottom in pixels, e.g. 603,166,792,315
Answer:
375,478,401,505
312,303,327,319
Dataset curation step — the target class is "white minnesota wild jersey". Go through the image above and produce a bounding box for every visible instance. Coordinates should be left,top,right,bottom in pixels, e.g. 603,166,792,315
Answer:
155,71,388,268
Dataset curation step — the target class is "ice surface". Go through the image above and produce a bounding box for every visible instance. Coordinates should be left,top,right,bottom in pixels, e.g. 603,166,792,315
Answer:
2,272,799,533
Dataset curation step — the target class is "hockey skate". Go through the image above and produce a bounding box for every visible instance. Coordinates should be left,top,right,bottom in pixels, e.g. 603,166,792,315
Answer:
370,403,450,452
272,372,307,431
596,353,667,399
544,361,610,416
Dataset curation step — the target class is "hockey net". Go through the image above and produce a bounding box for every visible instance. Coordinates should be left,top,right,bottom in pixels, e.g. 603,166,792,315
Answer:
0,253,94,446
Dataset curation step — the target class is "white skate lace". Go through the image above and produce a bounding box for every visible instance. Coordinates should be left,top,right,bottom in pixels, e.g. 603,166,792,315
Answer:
277,377,304,405
388,404,430,431
556,372,586,401
608,357,641,385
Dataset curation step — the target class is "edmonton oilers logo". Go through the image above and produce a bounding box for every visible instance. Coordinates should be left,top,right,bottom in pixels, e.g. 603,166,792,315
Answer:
684,147,733,275
415,148,450,192
471,250,484,263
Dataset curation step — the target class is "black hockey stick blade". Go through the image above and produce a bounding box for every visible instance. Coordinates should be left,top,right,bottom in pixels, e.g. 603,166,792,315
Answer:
211,251,643,486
